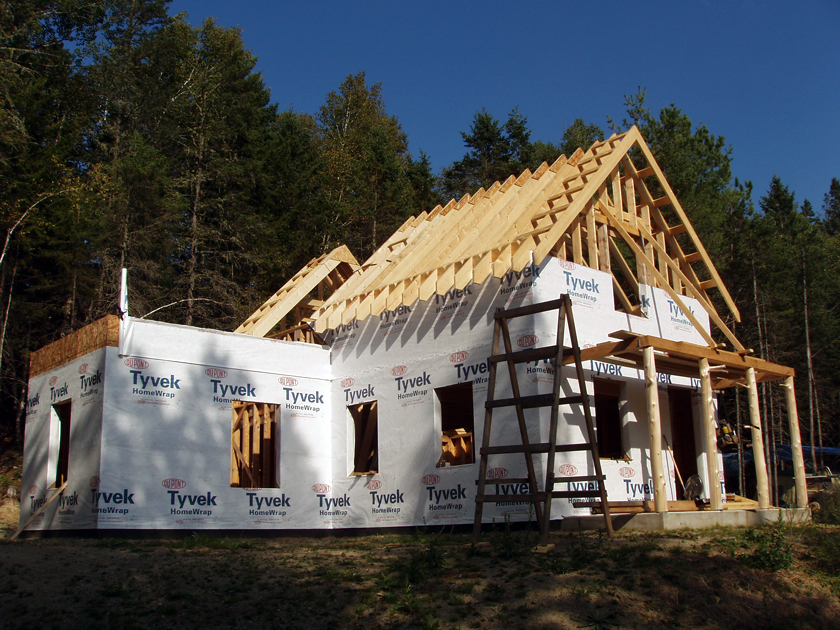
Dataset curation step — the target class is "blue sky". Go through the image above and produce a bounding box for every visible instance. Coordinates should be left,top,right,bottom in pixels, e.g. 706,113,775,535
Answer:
170,0,839,212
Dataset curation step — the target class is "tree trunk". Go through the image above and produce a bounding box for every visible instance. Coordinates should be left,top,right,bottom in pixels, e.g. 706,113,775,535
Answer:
186,166,202,327
0,260,17,387
751,256,771,483
803,250,817,473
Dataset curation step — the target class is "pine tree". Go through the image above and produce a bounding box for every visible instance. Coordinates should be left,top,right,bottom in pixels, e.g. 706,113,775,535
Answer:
164,17,277,328
317,72,414,260
823,178,840,236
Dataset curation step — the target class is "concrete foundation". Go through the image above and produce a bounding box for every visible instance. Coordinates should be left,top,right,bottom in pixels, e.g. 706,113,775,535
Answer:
559,508,811,532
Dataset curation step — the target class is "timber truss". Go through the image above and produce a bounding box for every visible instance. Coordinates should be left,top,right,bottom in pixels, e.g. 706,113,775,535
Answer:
239,126,743,351
235,245,359,341
309,126,742,349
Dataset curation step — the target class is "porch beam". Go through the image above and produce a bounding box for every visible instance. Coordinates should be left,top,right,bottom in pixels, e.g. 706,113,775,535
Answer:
643,347,668,512
699,358,723,510
746,367,770,509
783,376,808,509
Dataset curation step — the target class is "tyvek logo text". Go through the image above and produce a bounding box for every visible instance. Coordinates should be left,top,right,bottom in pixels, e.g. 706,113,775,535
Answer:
395,372,430,400
425,483,467,512
130,370,180,399
500,265,540,294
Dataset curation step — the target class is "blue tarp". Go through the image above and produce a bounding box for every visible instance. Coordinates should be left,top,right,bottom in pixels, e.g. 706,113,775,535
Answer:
724,445,840,473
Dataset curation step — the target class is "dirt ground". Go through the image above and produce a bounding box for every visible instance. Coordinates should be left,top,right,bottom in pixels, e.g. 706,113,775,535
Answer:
2,434,839,630
2,497,840,630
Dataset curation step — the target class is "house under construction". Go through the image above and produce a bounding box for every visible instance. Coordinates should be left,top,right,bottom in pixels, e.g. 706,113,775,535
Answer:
17,126,808,537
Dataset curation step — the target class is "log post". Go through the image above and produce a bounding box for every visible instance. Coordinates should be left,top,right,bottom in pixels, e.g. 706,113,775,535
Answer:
699,358,723,510
746,367,770,509
783,376,808,509
643,346,668,512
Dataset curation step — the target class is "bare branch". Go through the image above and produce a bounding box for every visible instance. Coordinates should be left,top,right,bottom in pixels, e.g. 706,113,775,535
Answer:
140,297,226,319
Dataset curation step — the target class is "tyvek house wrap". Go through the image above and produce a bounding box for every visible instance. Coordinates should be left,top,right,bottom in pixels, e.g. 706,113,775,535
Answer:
21,255,720,533
20,348,105,531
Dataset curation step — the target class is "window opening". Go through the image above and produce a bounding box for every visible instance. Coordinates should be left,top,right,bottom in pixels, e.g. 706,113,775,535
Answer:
349,401,378,475
231,401,279,488
53,401,72,488
668,387,698,479
436,382,475,467
593,379,624,459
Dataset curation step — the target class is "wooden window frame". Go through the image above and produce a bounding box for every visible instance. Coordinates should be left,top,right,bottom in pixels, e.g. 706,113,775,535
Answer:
52,401,72,488
436,382,475,467
349,401,378,475
230,401,279,488
593,379,627,460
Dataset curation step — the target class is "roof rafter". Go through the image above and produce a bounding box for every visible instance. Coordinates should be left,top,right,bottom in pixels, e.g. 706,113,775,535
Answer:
242,127,745,352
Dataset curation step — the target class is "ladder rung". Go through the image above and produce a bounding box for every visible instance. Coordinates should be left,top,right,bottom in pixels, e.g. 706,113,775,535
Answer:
493,299,563,319
475,492,548,503
552,490,604,499
554,443,597,453
494,299,565,320
554,475,604,484
476,477,531,485
480,441,592,455
488,345,570,364
573,501,642,509
485,394,583,410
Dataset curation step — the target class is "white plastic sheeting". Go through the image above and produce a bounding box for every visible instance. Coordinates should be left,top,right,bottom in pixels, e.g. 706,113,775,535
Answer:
21,257,721,533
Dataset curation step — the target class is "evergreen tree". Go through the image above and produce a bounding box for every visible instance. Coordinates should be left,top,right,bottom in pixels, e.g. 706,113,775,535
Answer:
164,18,277,328
558,118,604,157
823,178,840,236
439,108,532,199
317,72,415,260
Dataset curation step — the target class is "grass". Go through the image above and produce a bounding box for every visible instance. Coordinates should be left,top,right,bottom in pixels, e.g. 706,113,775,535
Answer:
0,525,839,629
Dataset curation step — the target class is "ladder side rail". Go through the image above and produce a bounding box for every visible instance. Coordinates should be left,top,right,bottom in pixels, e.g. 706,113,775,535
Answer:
498,317,545,531
540,297,568,543
473,315,504,542
564,294,614,536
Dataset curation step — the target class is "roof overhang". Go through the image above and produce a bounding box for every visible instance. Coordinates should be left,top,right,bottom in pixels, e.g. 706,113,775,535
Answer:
577,331,794,389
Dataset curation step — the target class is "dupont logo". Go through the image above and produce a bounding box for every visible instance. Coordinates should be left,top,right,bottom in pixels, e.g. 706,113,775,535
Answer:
391,365,407,376
28,485,37,495
341,378,354,388
486,467,508,480
162,478,186,489
79,363,89,374
124,358,148,369
450,351,469,363
558,259,576,270
49,376,58,386
558,464,578,476
422,474,440,485
278,376,298,386
518,334,538,348
619,467,635,479
311,483,331,493
366,479,382,490
89,476,100,487
205,367,227,379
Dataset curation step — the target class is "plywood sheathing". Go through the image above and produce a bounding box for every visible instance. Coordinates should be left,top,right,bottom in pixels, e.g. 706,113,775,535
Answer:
310,127,741,351
236,245,360,339
29,315,120,377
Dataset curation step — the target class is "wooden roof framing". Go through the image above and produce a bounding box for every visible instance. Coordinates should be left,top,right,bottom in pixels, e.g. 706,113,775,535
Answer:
235,245,359,340
305,126,742,351
578,331,794,389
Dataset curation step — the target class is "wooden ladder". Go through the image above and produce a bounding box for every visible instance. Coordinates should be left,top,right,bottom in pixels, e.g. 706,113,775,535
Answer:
472,294,614,544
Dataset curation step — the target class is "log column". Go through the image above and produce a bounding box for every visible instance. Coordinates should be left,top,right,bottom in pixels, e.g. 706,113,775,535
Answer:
643,346,668,512
783,376,808,508
699,358,723,510
746,367,770,509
